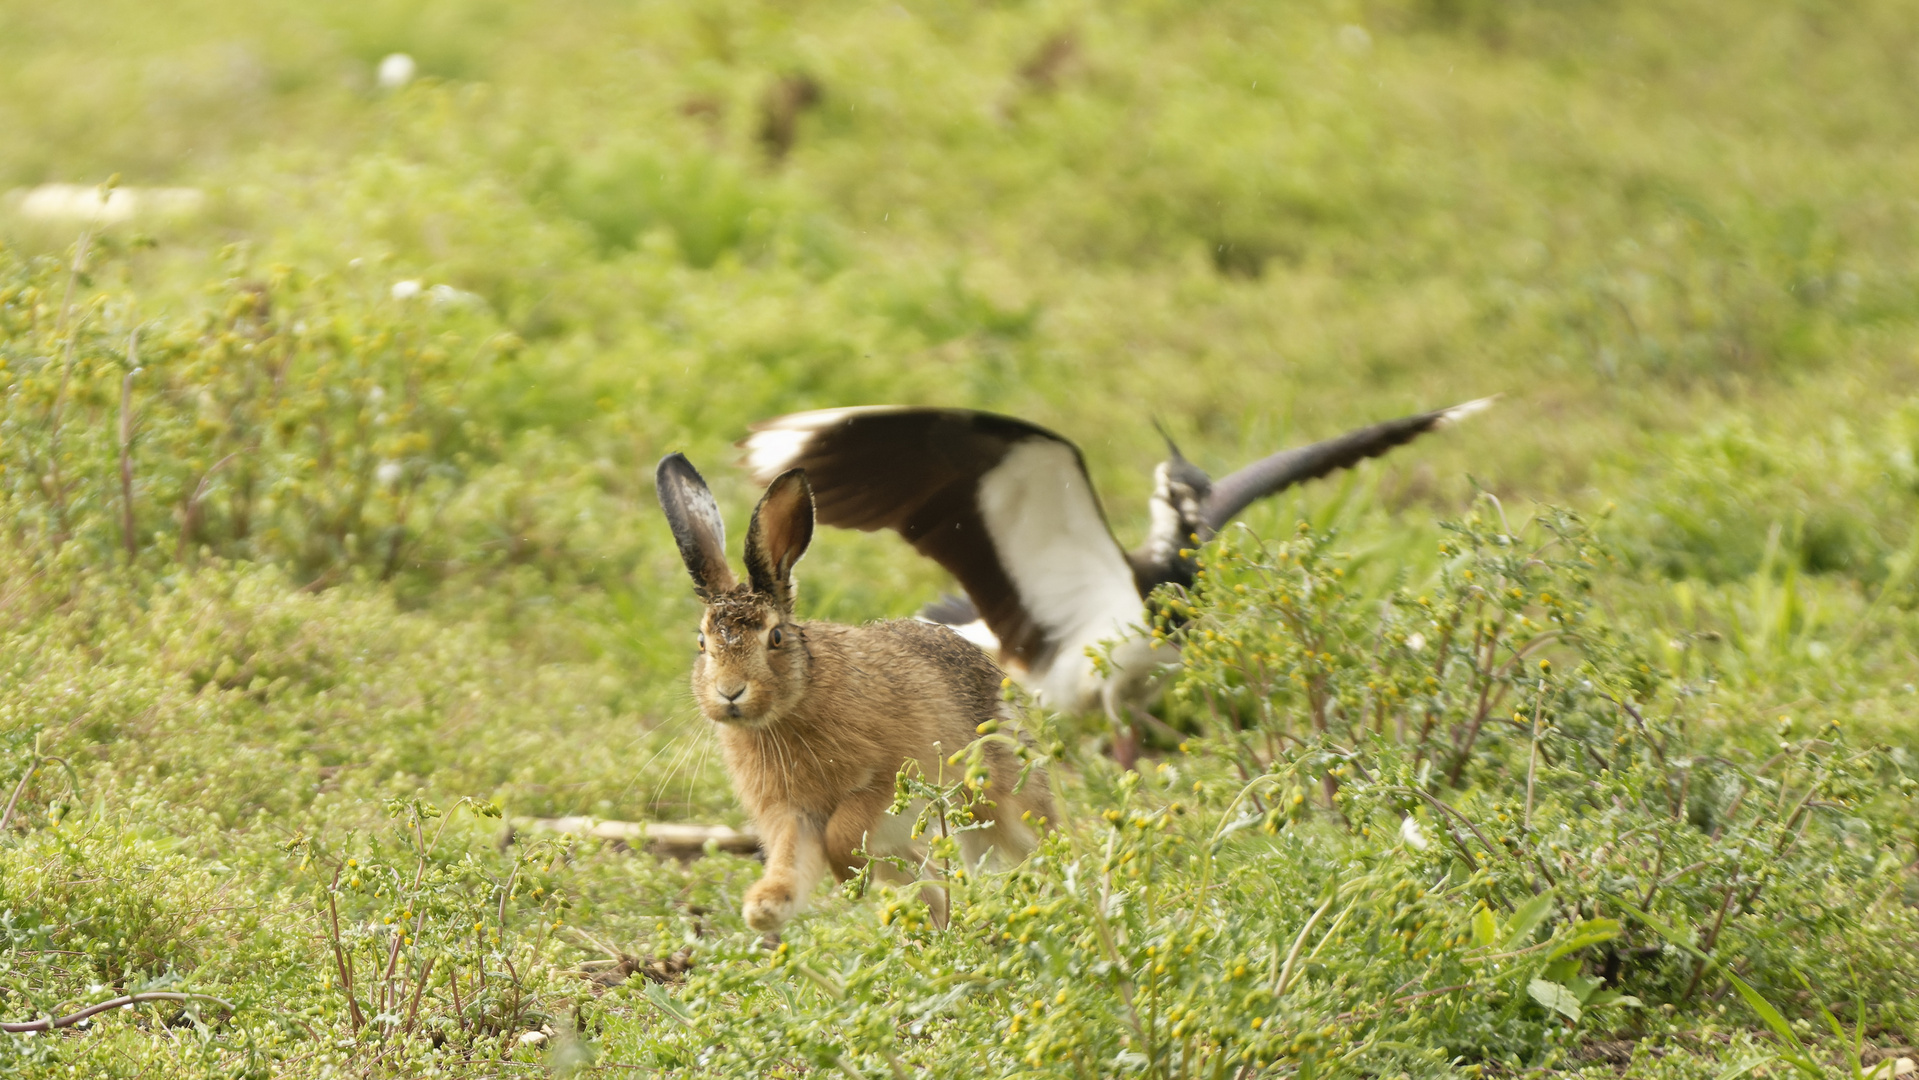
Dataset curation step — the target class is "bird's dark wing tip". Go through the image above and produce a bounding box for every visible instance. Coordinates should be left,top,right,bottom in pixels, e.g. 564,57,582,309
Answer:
919,592,981,626
1199,396,1495,532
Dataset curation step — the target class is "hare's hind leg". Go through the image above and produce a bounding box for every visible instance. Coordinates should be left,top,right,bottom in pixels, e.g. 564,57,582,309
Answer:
967,734,1056,869
743,812,829,932
827,790,950,927
871,841,949,929
822,783,897,882
1007,770,1058,840
964,784,1052,870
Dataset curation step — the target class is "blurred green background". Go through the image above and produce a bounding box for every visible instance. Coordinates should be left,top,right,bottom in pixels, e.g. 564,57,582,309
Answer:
4,0,1919,1073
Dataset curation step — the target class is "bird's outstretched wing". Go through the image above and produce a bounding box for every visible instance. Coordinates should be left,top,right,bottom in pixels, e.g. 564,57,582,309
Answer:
1200,397,1495,535
739,407,1144,676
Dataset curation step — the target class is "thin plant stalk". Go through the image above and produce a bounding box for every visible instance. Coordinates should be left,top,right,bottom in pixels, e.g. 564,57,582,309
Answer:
118,332,141,563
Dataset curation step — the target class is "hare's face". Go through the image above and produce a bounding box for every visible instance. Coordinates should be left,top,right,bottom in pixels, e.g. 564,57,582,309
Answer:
693,592,806,726
657,454,815,726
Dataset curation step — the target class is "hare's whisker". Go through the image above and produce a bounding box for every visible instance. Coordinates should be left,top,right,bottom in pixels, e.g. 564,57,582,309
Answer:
685,737,713,815
628,724,686,792
770,727,798,797
657,728,704,811
785,722,827,782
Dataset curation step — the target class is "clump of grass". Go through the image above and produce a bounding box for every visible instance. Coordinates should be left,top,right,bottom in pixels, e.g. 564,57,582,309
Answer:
0,246,513,586
1154,505,1919,1067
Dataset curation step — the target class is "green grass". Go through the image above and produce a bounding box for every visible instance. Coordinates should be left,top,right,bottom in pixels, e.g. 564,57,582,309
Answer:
2,0,1918,1074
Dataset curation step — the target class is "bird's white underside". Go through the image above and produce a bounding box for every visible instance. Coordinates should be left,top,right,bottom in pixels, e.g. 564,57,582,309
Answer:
975,440,1147,712
942,618,1002,653
1144,462,1184,566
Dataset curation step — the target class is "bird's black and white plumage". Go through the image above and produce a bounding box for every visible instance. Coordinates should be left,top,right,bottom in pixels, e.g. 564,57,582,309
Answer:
739,400,1492,713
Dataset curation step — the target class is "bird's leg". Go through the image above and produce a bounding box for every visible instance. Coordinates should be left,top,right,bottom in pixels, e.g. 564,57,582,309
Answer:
1125,700,1185,748
1101,679,1140,771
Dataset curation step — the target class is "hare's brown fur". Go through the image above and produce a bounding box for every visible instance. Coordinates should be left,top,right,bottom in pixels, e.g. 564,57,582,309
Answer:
658,454,1056,931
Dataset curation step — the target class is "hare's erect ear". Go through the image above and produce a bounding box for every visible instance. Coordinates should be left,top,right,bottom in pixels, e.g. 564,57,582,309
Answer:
744,468,814,611
656,453,739,597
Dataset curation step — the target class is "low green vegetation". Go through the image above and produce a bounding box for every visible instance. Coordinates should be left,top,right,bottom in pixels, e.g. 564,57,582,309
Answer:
3,0,1918,1075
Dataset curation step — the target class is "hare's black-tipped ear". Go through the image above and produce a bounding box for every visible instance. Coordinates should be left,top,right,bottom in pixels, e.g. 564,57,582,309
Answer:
656,453,739,597
744,468,814,611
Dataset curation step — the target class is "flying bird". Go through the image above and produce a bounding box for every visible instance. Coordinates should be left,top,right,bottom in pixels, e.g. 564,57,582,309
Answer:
738,400,1492,731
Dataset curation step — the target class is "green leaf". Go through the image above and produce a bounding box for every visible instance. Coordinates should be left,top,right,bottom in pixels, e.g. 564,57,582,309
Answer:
1725,972,1809,1058
1545,918,1622,961
1566,974,1604,1004
1815,1001,1849,1047
1528,978,1583,1022
644,983,696,1028
1501,890,1554,950
1585,990,1643,1009
1471,906,1498,949
1542,956,1581,983
1624,906,1694,952
794,962,848,1001
1714,1055,1776,1080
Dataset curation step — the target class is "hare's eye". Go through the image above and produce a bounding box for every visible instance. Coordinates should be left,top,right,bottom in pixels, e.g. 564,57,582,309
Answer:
696,632,706,652
768,626,784,648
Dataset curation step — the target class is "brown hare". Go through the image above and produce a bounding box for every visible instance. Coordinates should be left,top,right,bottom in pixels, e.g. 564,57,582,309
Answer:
655,453,1056,932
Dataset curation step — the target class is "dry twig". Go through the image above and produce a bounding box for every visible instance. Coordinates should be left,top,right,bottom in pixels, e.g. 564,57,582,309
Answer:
2,992,234,1034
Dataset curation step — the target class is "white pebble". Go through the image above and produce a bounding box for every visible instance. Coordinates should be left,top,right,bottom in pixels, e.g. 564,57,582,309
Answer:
377,53,417,90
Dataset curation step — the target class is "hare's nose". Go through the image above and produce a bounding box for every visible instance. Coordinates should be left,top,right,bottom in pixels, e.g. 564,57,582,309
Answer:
718,683,748,703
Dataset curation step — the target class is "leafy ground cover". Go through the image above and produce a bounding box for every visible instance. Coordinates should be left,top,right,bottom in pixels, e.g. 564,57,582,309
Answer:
2,0,1918,1075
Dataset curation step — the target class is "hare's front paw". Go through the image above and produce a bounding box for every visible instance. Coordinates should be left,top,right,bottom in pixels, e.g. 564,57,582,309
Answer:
743,878,799,931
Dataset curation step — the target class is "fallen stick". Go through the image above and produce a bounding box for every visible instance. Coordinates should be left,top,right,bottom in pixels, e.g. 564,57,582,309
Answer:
3,992,234,1033
512,817,760,859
